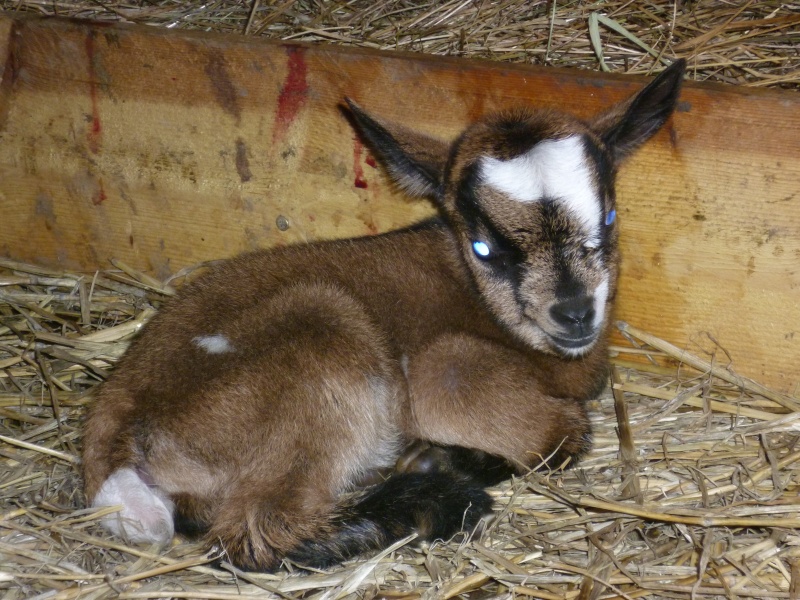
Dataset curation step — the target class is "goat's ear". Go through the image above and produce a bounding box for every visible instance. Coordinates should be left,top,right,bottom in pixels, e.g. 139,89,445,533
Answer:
592,59,686,163
343,99,449,198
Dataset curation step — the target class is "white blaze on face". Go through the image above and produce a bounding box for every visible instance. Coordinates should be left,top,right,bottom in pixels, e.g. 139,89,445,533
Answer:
193,333,234,354
479,135,601,243
592,276,610,329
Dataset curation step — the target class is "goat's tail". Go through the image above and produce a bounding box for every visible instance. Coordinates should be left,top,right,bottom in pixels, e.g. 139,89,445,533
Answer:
286,472,492,569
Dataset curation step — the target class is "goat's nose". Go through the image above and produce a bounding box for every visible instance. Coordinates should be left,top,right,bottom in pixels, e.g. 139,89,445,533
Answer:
549,296,595,333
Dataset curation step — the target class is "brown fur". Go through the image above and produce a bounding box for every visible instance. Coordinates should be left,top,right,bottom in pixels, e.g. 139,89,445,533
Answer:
83,226,601,568
83,60,685,570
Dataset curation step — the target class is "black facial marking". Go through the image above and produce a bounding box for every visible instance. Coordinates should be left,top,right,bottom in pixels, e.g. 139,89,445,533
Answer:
537,200,595,301
539,200,574,246
455,164,524,281
579,135,616,241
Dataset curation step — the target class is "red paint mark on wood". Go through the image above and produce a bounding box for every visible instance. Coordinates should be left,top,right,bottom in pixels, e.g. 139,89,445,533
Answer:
365,155,377,168
353,138,368,189
85,32,102,154
92,179,107,206
273,46,308,144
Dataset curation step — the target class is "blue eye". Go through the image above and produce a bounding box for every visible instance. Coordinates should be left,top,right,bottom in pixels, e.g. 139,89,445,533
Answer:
605,210,616,226
472,240,491,258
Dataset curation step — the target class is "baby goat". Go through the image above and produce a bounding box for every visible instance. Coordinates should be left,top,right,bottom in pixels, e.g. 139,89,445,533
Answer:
83,60,685,571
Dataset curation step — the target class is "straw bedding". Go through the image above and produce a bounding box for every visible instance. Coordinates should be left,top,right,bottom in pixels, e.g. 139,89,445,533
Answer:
1,0,798,89
1,1,799,598
0,263,798,599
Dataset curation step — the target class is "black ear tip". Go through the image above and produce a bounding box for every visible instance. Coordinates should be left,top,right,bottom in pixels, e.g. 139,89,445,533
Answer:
341,98,376,129
644,58,686,103
339,98,369,130
664,58,687,79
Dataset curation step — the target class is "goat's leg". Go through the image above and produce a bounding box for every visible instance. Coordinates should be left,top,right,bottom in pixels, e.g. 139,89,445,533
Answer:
402,334,593,482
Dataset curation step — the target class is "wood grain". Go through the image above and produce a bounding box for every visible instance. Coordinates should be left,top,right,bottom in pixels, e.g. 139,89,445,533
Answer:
0,16,796,393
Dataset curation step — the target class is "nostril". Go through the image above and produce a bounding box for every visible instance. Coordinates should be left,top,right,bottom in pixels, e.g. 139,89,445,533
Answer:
550,296,595,329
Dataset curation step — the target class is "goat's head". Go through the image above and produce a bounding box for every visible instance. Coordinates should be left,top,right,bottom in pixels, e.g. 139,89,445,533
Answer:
347,59,685,357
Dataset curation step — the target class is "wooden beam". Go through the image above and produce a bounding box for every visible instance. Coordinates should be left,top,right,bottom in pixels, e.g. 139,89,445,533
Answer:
0,16,797,393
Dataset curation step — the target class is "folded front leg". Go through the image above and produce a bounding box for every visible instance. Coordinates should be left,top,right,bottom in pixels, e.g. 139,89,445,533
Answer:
403,334,594,477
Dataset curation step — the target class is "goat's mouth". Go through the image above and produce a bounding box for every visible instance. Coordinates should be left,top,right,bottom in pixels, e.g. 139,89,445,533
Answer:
546,330,599,356
519,308,601,356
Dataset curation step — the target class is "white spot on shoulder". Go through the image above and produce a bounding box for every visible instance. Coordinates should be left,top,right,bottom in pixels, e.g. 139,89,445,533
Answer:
479,135,601,237
93,468,174,545
193,333,234,354
400,354,410,378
